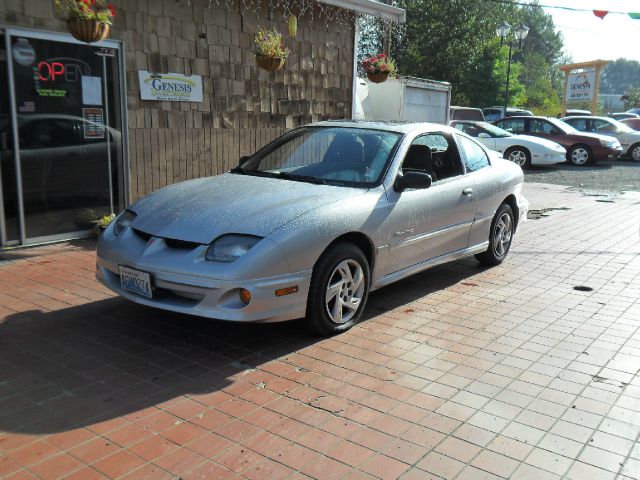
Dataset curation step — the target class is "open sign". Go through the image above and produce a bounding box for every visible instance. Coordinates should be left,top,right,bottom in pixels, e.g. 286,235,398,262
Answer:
37,61,65,82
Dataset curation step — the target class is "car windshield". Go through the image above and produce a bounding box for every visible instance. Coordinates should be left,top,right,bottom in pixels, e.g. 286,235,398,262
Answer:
602,118,634,133
234,126,403,187
548,117,577,134
477,122,512,138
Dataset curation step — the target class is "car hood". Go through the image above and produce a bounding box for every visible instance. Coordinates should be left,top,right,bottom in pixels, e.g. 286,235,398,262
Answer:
129,173,367,244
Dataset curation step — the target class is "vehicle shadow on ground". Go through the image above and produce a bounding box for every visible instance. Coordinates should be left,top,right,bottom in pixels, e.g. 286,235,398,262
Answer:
525,162,615,174
0,259,484,436
0,238,97,262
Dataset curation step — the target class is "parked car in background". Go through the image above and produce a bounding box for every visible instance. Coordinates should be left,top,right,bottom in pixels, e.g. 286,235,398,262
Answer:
621,118,640,131
609,112,639,121
451,120,566,168
494,116,622,166
627,108,640,116
563,109,592,117
97,121,528,335
562,116,640,162
483,107,533,122
450,106,485,121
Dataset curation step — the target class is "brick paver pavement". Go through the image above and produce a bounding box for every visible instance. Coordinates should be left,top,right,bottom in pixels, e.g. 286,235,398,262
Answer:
1,182,639,480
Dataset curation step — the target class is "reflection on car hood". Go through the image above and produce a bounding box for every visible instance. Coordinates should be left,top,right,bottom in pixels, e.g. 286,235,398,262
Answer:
130,173,367,244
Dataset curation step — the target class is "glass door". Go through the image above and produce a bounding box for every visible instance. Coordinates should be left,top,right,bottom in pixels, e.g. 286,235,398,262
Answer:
1,33,21,245
2,30,125,246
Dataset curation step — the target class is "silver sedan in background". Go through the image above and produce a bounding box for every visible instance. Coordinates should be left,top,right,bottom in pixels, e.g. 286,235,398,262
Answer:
97,121,528,335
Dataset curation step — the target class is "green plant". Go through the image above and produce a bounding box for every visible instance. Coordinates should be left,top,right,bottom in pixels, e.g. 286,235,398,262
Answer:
97,213,116,228
254,27,290,58
362,53,398,76
54,0,116,24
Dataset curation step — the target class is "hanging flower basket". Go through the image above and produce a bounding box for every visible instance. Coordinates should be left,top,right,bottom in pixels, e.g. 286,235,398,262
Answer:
253,27,290,72
367,71,390,84
255,55,285,72
363,53,397,84
54,0,115,43
67,18,110,43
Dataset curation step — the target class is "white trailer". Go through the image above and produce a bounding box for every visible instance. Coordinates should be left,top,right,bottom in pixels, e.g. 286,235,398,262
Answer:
354,76,452,125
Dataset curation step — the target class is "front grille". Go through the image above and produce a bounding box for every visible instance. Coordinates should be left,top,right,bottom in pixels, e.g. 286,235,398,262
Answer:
164,238,202,250
131,228,201,250
132,228,152,241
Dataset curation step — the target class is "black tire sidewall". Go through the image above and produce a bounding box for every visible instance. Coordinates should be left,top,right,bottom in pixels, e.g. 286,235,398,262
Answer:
306,243,370,335
476,203,514,266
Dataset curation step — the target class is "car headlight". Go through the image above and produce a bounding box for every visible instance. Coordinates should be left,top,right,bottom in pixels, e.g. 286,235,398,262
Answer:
113,210,136,236
599,138,620,148
205,234,262,262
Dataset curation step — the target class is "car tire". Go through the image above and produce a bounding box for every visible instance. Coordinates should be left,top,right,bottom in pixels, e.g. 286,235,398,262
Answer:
475,203,514,266
568,144,592,166
629,143,640,162
504,147,531,168
306,242,370,336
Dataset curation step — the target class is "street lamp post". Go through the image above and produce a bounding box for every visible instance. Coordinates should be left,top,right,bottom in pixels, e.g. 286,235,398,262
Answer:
496,23,529,115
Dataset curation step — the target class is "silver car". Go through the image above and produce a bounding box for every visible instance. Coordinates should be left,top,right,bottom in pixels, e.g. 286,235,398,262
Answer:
97,121,528,335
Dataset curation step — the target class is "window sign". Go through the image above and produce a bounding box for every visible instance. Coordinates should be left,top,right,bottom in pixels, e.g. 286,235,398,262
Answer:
82,76,102,105
138,70,203,102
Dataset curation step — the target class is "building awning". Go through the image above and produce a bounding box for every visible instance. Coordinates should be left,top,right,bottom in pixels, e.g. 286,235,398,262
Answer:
317,0,406,23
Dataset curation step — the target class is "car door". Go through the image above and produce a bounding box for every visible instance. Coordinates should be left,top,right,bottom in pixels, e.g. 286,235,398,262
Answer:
455,135,501,248
382,132,477,274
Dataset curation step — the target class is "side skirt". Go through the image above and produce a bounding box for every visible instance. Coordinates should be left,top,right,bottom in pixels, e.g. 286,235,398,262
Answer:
371,242,490,291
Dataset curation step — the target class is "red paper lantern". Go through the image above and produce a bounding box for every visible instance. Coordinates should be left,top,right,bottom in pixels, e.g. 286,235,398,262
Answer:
593,10,608,20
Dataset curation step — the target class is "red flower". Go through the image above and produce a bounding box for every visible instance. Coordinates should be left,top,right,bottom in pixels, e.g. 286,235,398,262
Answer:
107,3,116,16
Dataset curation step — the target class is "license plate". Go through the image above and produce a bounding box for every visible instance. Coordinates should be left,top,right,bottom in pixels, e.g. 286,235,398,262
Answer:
119,265,153,298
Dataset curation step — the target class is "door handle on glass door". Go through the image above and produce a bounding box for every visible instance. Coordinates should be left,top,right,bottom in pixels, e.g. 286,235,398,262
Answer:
462,188,474,196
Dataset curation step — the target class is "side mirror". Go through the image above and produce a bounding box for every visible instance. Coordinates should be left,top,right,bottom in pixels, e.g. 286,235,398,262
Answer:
394,171,432,192
478,132,492,139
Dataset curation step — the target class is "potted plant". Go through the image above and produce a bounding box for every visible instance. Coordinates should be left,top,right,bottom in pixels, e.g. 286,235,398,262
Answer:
96,213,116,232
54,0,116,43
254,27,290,72
362,53,397,83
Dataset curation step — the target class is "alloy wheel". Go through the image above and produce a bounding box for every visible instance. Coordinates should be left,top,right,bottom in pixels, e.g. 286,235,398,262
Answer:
571,147,589,165
507,150,527,166
631,145,640,162
325,259,365,324
493,212,513,259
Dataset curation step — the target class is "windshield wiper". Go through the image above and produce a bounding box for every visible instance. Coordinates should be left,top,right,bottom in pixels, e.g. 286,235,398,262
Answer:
229,166,246,174
276,172,327,185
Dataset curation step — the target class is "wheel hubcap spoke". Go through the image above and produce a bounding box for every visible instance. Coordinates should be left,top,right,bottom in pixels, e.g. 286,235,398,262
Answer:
493,212,513,258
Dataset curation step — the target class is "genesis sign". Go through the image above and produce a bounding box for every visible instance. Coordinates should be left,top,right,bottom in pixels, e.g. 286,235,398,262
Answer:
138,71,203,102
566,71,596,102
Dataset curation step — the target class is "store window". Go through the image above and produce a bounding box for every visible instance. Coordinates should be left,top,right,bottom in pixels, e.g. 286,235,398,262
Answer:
0,31,125,246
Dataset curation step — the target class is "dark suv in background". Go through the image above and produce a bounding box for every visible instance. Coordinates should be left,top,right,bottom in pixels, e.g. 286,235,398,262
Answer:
493,116,622,166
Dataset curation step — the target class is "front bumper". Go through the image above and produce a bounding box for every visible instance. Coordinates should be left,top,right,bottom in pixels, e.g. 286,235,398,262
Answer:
595,145,623,160
532,152,566,165
96,231,312,323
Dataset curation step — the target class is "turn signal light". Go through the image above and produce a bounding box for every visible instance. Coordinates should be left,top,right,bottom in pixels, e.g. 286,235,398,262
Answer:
239,288,251,305
275,286,299,297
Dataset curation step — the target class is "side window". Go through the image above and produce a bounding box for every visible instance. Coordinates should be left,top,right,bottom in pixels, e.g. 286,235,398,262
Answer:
402,133,463,182
457,135,490,172
499,118,525,133
454,123,481,137
566,118,589,131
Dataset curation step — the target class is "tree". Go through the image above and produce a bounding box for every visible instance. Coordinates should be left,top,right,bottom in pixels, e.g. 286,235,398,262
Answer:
600,59,640,94
381,0,564,108
622,87,640,109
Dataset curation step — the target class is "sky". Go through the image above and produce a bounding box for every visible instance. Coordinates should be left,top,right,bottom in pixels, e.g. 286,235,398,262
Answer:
541,0,640,62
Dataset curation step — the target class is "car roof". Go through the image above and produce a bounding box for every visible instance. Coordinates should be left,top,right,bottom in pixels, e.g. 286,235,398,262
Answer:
311,120,457,134
562,116,612,121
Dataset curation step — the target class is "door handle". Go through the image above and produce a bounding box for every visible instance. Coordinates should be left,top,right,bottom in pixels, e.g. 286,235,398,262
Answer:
462,187,474,196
